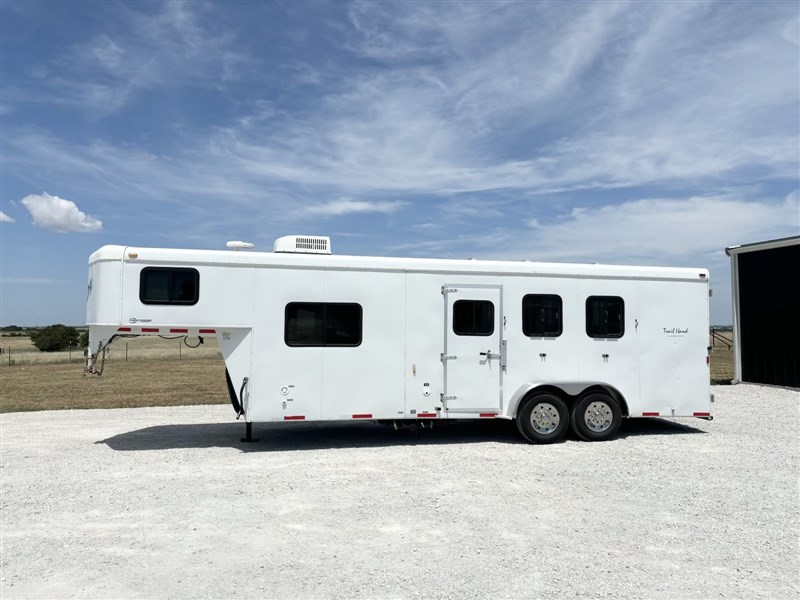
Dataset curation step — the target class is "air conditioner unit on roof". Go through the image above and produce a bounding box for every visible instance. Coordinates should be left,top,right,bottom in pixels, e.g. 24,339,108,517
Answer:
273,235,331,255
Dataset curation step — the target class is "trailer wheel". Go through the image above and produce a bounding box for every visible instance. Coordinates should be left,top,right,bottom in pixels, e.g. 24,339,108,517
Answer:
571,392,621,442
516,393,569,444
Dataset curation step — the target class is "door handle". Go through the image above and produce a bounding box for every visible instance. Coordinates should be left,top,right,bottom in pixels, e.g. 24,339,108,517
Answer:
480,350,499,359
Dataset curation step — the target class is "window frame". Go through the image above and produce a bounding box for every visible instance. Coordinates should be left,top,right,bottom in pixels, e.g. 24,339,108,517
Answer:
452,299,495,337
139,267,200,306
284,302,363,347
585,295,625,338
522,294,563,337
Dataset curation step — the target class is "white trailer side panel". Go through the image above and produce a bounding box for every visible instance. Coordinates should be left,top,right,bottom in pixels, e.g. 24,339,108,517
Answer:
503,275,580,389
250,266,324,422
637,278,711,416
250,267,408,422
120,259,255,329
318,270,406,420
404,273,448,417
576,277,639,412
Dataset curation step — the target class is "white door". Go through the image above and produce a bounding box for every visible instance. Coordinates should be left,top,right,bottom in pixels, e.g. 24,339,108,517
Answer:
443,285,503,413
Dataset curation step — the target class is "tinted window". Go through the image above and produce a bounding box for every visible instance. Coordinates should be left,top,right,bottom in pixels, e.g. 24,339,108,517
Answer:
285,303,362,347
453,300,494,336
140,268,199,305
522,294,562,337
586,296,624,338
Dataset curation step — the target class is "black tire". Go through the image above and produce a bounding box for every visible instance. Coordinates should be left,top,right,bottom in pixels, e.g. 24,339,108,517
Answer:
571,392,622,442
516,392,569,444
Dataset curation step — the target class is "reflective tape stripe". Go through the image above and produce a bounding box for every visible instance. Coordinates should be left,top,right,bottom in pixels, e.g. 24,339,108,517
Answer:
352,414,372,419
114,326,215,334
284,415,305,421
693,412,711,417
642,412,660,416
479,413,497,418
417,413,437,418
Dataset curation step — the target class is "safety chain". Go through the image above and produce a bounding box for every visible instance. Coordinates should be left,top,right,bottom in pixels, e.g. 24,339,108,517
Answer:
83,342,109,376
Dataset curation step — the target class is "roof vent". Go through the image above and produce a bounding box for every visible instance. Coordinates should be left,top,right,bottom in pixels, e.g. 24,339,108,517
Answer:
273,235,331,255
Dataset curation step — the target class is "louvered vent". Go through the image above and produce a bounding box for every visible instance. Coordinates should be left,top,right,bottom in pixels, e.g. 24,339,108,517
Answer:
273,235,332,254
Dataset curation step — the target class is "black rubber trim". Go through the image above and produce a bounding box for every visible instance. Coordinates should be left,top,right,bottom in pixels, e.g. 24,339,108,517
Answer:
225,368,241,415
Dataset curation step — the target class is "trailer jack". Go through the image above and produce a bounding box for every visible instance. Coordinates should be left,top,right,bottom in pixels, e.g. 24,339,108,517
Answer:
241,422,255,443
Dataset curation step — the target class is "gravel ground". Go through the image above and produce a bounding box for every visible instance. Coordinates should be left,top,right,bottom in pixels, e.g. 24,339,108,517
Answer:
1,384,798,600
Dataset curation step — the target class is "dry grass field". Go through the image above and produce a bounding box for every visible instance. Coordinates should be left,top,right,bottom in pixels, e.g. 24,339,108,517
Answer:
1,334,227,413
1,331,735,413
0,358,228,413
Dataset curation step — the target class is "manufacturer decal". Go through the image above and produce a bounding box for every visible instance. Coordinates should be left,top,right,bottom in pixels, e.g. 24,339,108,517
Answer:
663,327,688,337
129,318,153,324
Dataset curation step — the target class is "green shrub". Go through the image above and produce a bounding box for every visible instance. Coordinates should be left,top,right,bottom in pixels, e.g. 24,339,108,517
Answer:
29,325,81,352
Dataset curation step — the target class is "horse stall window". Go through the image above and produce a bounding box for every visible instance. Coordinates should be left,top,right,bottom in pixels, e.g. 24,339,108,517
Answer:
586,296,625,338
522,294,563,337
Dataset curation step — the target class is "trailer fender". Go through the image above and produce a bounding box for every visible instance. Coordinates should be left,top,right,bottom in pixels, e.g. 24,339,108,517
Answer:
507,382,629,418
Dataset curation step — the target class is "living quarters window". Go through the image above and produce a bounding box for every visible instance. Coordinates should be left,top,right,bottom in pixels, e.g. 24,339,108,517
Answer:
586,296,625,338
522,294,563,337
453,300,494,336
140,267,199,305
285,303,362,347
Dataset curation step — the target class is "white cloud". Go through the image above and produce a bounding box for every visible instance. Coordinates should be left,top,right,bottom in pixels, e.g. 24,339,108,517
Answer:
8,2,250,115
505,193,800,266
0,211,15,223
302,198,408,216
6,3,797,207
21,192,102,233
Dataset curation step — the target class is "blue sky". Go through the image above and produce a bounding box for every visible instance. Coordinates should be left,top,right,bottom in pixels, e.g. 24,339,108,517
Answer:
1,1,798,326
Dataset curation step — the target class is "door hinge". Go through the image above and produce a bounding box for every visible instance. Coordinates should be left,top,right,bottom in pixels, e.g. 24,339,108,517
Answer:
441,286,458,295
440,353,457,362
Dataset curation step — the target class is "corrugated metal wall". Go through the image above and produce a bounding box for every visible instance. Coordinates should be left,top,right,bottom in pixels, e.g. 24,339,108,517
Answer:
738,244,799,388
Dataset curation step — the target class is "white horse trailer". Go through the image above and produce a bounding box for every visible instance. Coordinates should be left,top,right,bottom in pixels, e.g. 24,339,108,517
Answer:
85,235,713,443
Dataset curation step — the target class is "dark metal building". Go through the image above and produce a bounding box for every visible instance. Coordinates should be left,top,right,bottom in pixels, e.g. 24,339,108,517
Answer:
726,236,800,388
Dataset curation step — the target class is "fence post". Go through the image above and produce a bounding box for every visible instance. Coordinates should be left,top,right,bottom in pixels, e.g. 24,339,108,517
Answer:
126,343,128,362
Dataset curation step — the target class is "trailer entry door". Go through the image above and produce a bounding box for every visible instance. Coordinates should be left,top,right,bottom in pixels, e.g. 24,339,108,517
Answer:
443,285,503,413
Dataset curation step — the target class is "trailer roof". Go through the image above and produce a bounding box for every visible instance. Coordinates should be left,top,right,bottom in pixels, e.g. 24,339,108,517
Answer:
725,235,800,256
90,244,709,282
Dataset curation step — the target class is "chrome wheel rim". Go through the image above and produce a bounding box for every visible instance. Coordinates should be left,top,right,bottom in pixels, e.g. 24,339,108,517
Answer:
584,401,613,432
529,402,560,434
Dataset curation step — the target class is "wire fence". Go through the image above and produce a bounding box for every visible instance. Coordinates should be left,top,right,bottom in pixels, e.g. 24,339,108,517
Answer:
0,340,222,367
